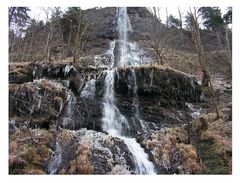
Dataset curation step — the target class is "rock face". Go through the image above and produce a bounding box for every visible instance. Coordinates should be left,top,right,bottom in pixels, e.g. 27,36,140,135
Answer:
9,62,204,174
79,7,230,56
9,128,136,174
112,66,202,134
9,62,202,132
54,129,136,174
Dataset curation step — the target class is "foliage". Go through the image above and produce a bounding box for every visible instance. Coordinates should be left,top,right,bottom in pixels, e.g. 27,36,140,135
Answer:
198,7,224,31
185,13,195,31
168,14,181,28
60,7,84,41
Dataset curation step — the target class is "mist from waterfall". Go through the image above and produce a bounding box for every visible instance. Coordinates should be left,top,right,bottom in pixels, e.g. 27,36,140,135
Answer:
102,7,156,174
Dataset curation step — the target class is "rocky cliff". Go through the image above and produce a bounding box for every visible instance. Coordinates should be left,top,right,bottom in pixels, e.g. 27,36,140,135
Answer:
9,61,214,174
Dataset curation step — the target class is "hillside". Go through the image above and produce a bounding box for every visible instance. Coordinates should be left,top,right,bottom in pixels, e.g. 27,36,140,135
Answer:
8,7,232,175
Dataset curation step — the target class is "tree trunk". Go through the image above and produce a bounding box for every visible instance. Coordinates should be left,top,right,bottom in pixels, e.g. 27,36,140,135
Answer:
73,18,81,63
45,22,53,62
225,27,232,70
57,18,65,59
26,31,35,62
67,20,72,57
166,7,169,28
216,30,223,50
178,7,184,43
21,40,28,62
191,7,210,87
190,8,220,119
178,7,182,30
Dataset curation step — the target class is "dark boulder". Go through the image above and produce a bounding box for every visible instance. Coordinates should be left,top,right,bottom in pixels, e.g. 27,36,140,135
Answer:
55,129,136,174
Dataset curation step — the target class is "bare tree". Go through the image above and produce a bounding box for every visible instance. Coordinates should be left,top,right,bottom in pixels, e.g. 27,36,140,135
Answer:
26,11,42,62
43,8,54,62
66,19,73,57
72,9,89,63
187,7,220,119
145,7,178,65
178,7,183,30
187,8,210,87
166,7,169,28
225,27,232,69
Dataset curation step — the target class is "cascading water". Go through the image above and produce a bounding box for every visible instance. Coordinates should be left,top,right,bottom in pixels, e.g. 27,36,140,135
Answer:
81,79,96,100
115,7,132,67
102,7,155,174
102,69,130,136
48,141,62,174
63,94,76,129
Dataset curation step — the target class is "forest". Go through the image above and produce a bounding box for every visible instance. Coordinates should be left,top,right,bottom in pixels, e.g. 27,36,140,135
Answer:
9,7,232,174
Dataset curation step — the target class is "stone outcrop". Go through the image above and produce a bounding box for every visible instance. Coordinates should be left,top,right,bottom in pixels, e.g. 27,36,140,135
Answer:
9,62,203,133
9,62,206,174
9,128,136,174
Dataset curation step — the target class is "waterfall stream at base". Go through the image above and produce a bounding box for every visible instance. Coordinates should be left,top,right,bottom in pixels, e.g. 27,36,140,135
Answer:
48,141,62,174
101,7,155,174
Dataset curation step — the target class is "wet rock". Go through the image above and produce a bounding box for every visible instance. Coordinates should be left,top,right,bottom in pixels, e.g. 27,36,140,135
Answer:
9,128,137,174
115,66,202,103
112,66,202,135
55,129,136,174
9,79,69,117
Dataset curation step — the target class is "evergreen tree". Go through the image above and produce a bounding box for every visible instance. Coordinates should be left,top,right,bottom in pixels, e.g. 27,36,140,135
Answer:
168,14,181,28
198,7,224,31
198,7,224,49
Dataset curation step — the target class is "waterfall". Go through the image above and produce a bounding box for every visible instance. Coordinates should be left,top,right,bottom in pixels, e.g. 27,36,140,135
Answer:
81,79,96,99
48,141,62,174
101,7,155,174
116,7,132,67
63,94,76,129
102,70,130,136
121,137,155,174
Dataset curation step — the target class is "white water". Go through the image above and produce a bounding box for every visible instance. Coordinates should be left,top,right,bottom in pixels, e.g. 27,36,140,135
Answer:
101,7,155,174
48,141,62,174
102,70,130,137
63,94,76,129
122,137,155,174
81,79,96,99
64,63,76,76
116,7,132,67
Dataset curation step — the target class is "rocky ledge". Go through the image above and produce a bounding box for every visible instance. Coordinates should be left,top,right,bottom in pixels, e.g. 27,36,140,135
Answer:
9,61,231,174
